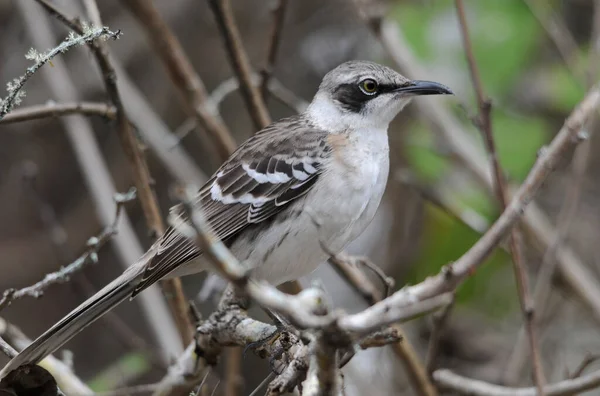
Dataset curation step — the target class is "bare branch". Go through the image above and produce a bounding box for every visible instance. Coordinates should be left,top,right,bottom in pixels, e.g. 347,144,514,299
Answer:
326,251,436,396
522,0,583,82
327,253,385,305
207,0,271,129
0,101,115,124
209,73,309,114
302,334,342,396
454,0,545,391
0,189,136,312
434,368,600,396
0,337,17,359
260,0,289,99
0,25,120,118
80,0,194,346
124,0,237,161
425,294,454,374
224,347,243,396
504,0,599,383
569,353,600,379
397,170,490,235
151,345,211,396
27,0,185,357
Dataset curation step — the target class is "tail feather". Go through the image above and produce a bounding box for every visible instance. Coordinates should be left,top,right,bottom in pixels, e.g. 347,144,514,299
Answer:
0,260,146,379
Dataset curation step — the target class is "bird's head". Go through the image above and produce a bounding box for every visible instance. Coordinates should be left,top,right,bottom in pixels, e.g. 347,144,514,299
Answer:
307,60,453,132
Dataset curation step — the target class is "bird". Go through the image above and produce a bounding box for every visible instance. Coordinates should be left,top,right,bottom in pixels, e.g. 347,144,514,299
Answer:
0,60,452,378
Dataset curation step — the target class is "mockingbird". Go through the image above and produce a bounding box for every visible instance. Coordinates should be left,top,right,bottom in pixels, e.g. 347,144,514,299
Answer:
1,60,452,377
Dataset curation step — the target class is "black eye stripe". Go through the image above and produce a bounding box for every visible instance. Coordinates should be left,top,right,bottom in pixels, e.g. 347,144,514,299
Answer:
332,82,404,112
376,84,401,94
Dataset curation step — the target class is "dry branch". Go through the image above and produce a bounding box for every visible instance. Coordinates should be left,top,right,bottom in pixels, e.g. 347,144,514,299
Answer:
434,369,600,396
0,189,136,312
454,0,545,391
260,0,289,99
20,0,183,358
124,0,237,161
425,294,454,374
0,26,119,118
80,0,194,346
327,252,436,396
207,0,271,129
505,0,599,383
209,73,309,114
0,102,115,124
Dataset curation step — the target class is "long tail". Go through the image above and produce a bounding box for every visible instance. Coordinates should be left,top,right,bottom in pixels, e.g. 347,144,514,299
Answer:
0,255,150,379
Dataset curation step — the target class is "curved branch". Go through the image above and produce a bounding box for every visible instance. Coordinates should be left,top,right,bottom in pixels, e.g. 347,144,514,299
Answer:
0,102,115,124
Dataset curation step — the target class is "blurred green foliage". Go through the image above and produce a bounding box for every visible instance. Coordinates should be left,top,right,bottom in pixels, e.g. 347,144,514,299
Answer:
394,0,584,316
88,352,150,391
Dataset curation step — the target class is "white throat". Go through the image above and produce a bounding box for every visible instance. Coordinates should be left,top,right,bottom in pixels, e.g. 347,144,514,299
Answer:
306,92,411,134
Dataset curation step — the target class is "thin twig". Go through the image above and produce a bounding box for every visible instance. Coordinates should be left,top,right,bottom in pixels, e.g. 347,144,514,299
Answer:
80,0,194,346
248,373,276,396
425,294,455,374
0,336,17,359
327,253,384,305
327,252,435,396
568,354,600,379
224,347,243,396
124,0,236,161
260,0,288,99
504,0,599,384
207,0,271,129
209,73,309,114
0,101,115,124
302,333,342,396
397,170,490,235
434,368,600,396
22,0,182,359
174,74,308,149
22,160,166,371
0,189,136,312
522,0,583,82
0,26,119,118
151,345,211,396
589,0,600,84
455,1,546,391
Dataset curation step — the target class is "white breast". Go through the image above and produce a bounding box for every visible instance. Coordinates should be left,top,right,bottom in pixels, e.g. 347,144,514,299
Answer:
319,127,390,248
240,127,390,285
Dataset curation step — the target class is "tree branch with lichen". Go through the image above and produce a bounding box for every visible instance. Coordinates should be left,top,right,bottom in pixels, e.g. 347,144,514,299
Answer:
0,24,121,118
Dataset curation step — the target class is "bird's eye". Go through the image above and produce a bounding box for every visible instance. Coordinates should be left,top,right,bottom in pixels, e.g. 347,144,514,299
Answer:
359,79,378,95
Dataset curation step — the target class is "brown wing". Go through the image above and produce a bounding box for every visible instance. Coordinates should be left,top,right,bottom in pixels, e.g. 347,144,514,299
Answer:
131,116,331,296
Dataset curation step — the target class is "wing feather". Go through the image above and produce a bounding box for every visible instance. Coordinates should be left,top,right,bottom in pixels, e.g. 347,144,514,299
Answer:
131,115,331,296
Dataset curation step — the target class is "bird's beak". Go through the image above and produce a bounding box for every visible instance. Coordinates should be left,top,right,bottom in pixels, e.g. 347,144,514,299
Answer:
395,80,454,96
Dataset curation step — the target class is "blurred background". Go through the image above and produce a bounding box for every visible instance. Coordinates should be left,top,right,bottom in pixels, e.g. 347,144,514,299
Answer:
1,0,599,394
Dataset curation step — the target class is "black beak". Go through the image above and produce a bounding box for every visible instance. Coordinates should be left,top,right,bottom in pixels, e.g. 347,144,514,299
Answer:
396,80,454,96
